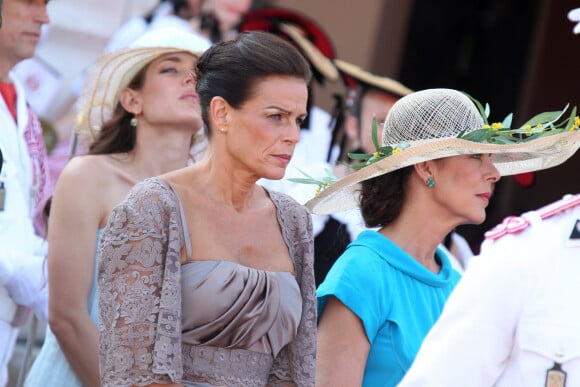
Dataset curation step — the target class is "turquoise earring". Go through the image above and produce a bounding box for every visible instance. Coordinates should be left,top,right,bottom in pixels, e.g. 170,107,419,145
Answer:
426,177,435,188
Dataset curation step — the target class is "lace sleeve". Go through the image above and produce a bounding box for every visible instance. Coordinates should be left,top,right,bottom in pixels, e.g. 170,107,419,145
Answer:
268,193,316,387
98,178,184,387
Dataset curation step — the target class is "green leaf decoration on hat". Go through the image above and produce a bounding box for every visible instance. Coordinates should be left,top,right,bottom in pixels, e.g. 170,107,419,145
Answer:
372,114,381,150
287,167,338,196
288,116,409,195
461,93,578,144
345,116,408,171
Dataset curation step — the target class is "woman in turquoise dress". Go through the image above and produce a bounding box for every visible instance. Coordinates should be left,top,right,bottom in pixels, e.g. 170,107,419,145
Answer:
310,88,579,386
24,28,210,387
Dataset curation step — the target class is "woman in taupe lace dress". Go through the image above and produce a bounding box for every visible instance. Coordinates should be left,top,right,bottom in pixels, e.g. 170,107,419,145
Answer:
98,31,316,387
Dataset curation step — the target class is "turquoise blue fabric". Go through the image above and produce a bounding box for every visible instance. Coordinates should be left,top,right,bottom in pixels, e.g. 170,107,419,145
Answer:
25,229,103,387
317,230,461,387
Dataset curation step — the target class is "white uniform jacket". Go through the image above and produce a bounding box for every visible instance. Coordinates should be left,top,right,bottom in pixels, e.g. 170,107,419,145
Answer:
399,194,580,387
0,73,48,321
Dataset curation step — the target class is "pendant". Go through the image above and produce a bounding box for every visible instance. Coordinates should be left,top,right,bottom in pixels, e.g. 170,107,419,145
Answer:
545,362,566,387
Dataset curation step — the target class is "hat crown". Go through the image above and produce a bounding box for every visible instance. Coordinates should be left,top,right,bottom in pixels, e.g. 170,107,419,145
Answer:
129,28,211,52
382,88,484,146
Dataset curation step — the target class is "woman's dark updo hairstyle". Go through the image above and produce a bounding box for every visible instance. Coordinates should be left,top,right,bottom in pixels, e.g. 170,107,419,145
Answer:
87,66,148,155
195,30,312,138
359,166,412,228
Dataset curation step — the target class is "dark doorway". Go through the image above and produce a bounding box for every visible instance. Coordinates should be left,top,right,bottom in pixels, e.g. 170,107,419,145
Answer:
400,0,540,119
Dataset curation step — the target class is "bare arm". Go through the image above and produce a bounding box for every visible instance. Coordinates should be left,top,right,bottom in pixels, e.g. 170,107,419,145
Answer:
316,296,370,387
47,158,104,387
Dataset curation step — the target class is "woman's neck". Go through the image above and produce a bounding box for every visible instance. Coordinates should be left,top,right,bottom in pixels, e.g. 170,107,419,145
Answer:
379,208,452,273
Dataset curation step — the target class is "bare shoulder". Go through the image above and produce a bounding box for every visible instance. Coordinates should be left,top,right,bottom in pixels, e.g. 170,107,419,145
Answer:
158,166,190,189
52,155,125,223
57,154,116,189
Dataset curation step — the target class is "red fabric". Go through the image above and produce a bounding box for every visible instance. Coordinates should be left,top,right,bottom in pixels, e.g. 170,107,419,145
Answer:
239,8,336,59
513,172,536,187
0,82,18,123
239,7,338,85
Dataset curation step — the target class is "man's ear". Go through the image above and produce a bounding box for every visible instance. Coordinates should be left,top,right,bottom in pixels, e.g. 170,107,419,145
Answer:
210,96,230,129
344,115,360,143
119,88,142,115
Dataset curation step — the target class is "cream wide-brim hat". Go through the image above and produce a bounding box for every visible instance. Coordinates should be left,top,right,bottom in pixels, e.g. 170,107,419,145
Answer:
334,59,413,97
305,88,580,214
76,28,211,137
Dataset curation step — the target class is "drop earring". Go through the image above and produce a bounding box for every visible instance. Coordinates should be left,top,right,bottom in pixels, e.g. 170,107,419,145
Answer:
130,117,138,128
426,177,436,188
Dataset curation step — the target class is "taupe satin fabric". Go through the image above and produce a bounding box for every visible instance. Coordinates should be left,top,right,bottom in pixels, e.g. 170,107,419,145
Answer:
181,260,301,356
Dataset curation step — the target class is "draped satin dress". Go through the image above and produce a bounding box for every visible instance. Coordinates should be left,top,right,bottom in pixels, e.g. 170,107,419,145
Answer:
98,178,316,387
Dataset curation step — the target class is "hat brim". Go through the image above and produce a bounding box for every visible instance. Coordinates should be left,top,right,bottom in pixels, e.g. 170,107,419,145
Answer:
278,23,339,81
334,59,413,97
306,130,580,214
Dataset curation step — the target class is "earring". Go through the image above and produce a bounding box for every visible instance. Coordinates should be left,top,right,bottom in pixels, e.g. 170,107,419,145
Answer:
130,117,138,128
426,177,436,188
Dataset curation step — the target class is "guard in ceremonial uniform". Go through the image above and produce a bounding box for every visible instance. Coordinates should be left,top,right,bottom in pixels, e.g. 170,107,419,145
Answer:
399,193,580,387
0,0,51,385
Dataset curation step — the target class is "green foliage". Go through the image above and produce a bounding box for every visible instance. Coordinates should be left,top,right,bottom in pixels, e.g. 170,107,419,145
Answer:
287,167,337,195
458,95,576,144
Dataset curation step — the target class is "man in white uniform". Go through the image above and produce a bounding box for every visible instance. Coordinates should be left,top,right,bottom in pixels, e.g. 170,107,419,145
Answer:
399,193,580,387
0,0,51,385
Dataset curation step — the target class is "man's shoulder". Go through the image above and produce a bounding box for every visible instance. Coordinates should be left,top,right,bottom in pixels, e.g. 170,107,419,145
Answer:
484,193,580,242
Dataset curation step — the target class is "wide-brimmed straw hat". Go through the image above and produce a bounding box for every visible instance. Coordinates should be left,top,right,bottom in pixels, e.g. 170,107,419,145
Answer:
76,28,211,137
305,88,580,214
334,59,413,98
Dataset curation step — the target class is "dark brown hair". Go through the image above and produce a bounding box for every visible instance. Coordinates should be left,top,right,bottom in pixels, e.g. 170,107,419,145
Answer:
87,66,148,155
195,31,312,138
359,166,412,228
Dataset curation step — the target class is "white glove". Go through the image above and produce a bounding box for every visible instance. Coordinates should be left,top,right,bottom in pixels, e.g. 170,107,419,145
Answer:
0,254,15,287
4,252,48,321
